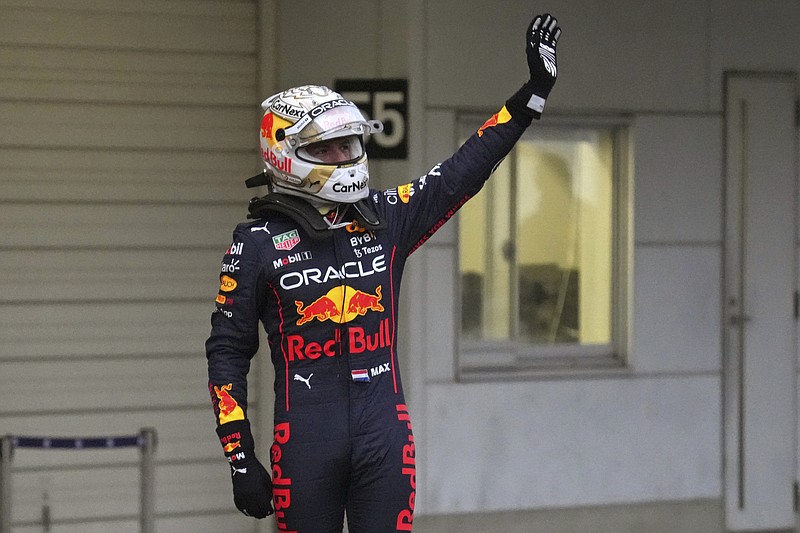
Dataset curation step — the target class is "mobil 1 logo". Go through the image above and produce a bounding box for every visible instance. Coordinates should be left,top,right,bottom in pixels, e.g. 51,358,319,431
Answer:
334,78,408,160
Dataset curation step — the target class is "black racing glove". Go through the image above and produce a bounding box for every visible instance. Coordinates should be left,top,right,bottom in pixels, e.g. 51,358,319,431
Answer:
216,419,274,518
508,13,562,119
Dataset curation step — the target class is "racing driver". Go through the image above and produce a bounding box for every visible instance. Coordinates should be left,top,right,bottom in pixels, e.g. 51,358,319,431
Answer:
206,12,561,532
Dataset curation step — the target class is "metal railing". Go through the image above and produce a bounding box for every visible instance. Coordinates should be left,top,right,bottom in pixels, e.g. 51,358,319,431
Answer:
0,428,157,533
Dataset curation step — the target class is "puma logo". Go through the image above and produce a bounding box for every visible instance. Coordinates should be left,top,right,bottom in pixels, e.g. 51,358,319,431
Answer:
250,222,270,234
293,373,313,389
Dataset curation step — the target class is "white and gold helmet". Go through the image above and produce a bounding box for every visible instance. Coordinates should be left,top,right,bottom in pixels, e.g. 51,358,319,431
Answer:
259,85,383,204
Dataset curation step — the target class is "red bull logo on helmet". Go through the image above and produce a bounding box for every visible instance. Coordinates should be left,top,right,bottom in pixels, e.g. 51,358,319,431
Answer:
295,285,384,325
477,105,512,137
261,110,294,143
264,149,293,175
261,112,274,140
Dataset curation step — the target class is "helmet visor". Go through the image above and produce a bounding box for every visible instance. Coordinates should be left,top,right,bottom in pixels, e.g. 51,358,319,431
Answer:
296,134,364,165
296,105,368,141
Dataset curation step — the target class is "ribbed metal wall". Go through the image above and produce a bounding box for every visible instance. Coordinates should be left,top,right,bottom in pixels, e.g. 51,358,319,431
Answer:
0,1,262,531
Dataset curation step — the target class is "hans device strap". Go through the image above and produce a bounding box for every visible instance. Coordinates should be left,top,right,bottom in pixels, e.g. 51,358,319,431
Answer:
245,176,385,239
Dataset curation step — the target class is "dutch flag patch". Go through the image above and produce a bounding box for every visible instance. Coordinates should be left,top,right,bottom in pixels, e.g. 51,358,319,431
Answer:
351,369,370,382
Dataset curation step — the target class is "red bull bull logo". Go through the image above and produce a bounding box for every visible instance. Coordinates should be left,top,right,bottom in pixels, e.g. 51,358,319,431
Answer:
347,286,384,316
477,105,512,137
223,440,241,453
295,285,383,325
213,383,245,424
295,295,340,325
261,112,274,141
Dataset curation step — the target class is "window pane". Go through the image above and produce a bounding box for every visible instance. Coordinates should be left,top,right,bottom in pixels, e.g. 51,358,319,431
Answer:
460,159,511,340
459,125,616,351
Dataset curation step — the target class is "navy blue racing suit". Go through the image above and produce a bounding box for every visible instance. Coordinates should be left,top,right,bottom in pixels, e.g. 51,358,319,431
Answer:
206,98,533,532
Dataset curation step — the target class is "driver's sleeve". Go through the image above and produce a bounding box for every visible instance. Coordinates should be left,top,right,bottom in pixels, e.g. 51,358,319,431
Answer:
205,227,264,427
380,89,535,256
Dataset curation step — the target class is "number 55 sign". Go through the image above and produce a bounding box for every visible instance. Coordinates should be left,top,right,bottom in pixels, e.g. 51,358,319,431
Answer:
334,79,408,160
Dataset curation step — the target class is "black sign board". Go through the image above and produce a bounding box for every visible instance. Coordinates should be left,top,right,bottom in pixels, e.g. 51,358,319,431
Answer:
334,78,408,160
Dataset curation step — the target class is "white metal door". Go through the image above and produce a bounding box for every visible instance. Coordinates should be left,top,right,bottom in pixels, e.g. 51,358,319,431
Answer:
723,73,797,531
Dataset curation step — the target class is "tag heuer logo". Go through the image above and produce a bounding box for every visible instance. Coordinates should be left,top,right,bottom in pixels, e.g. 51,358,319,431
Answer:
273,229,300,251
